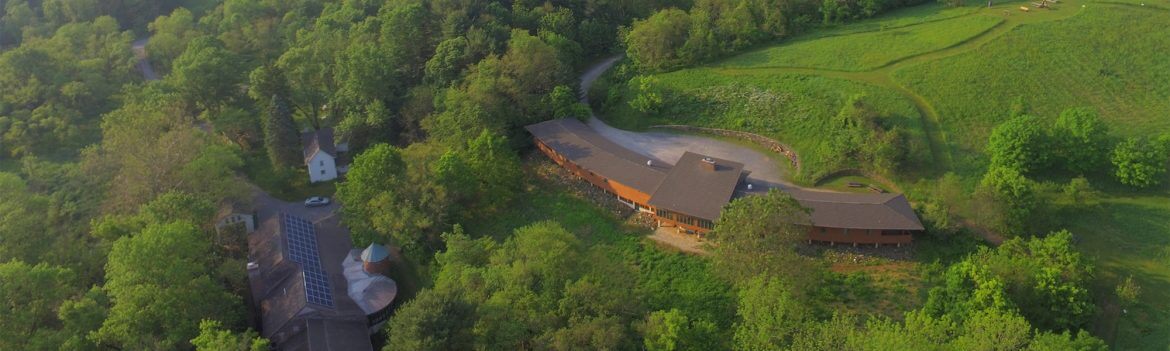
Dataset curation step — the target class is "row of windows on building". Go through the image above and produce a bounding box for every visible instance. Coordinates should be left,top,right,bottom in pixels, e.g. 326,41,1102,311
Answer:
817,228,908,236
656,209,714,230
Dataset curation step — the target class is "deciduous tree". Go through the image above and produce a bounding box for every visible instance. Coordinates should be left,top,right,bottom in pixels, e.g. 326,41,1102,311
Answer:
978,166,1036,236
0,261,76,350
987,115,1050,174
642,309,721,351
1051,108,1110,174
94,221,243,350
169,36,244,111
1111,136,1168,188
733,276,813,350
0,173,53,263
190,319,268,351
625,9,692,71
385,289,477,351
709,189,815,285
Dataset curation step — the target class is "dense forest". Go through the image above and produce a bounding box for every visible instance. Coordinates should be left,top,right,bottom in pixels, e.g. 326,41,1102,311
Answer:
0,0,1149,350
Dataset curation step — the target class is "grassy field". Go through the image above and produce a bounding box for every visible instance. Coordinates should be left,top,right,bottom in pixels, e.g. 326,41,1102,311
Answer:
1097,0,1170,9
719,15,1004,71
601,70,930,181
893,5,1170,173
1055,193,1170,350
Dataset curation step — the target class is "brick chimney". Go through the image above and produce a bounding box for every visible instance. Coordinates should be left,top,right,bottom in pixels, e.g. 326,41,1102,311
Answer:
700,157,717,171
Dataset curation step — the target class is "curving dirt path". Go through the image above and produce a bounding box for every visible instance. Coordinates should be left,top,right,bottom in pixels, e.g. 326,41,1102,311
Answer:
132,37,160,81
580,57,796,191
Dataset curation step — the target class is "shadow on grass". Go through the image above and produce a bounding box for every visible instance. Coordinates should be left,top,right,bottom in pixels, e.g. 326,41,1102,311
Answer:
1059,198,1170,350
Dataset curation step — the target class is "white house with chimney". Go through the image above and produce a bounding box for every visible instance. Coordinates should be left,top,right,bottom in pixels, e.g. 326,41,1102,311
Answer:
302,127,339,183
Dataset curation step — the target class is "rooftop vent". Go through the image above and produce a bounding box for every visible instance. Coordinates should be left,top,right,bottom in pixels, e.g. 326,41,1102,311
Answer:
646,160,653,167
700,157,717,171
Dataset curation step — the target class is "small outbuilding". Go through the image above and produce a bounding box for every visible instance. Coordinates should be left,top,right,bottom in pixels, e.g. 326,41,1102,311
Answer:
303,128,338,183
343,243,398,333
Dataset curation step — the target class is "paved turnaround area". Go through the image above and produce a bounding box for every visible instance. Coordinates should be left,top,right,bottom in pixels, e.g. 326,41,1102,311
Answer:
579,56,793,191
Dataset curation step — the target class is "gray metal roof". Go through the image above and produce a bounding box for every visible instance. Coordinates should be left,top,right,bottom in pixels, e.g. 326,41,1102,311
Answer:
647,152,745,221
360,244,390,262
302,127,336,164
787,189,924,230
525,118,668,193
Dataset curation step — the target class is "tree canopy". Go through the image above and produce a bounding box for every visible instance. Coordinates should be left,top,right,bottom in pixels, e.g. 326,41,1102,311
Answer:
94,221,243,350
1111,136,1169,188
709,189,816,285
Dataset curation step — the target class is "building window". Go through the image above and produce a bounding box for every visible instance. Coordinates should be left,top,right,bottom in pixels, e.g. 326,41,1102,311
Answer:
319,160,324,166
320,169,325,175
820,227,827,234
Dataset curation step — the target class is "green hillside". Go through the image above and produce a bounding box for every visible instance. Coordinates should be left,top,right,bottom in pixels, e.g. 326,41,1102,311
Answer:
894,5,1170,168
601,69,930,181
720,14,1003,71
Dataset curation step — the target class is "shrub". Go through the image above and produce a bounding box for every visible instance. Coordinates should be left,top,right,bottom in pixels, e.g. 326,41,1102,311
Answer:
1111,136,1168,188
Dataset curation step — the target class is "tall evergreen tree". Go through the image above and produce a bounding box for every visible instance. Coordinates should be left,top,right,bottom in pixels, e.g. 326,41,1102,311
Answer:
264,94,300,169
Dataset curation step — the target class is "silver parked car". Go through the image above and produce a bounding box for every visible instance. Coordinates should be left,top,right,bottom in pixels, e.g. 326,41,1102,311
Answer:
304,197,331,207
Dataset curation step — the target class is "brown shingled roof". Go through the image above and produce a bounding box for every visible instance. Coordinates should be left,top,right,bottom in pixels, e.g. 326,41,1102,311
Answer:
647,152,745,221
787,189,924,231
302,127,336,164
523,119,924,232
525,119,668,193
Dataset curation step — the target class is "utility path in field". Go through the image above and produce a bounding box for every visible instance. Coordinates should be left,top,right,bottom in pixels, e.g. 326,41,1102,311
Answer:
708,0,1098,171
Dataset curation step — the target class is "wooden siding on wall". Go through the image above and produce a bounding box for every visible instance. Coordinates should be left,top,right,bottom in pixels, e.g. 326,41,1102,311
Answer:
535,139,653,207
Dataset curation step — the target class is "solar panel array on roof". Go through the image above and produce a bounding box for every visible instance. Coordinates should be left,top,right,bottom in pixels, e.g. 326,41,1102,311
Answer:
282,213,334,307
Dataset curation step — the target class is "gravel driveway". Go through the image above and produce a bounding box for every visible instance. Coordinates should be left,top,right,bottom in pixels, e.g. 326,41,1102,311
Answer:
580,56,794,191
252,189,342,226
132,37,160,81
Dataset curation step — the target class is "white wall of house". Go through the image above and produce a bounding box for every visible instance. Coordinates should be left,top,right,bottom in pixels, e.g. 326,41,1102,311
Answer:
308,152,338,183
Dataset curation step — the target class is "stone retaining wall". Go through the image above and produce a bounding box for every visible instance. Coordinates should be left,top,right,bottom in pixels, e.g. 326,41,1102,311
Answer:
650,125,801,171
811,168,903,193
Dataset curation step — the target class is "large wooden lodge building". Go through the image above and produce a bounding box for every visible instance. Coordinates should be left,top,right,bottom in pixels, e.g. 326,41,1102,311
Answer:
526,118,923,246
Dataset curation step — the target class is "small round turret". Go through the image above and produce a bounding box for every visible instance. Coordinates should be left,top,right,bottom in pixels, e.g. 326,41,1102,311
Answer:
360,243,391,276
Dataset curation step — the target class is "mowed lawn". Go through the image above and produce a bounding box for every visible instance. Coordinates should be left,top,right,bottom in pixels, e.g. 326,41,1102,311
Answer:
893,5,1170,171
719,14,1003,71
603,69,929,181
1097,0,1170,9
1060,194,1170,350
